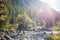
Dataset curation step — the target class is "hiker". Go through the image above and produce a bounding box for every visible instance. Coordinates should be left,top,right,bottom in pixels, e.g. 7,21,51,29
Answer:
17,22,25,34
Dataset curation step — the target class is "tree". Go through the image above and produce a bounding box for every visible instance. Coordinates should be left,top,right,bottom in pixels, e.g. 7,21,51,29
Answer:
0,0,11,31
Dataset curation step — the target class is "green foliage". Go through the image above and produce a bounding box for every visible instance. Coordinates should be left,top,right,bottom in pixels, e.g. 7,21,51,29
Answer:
49,23,60,31
16,11,42,30
0,0,16,31
50,34,60,40
49,26,59,31
17,12,33,26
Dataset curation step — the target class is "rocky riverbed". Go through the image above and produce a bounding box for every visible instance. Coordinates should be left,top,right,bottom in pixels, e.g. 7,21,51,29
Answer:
0,30,60,40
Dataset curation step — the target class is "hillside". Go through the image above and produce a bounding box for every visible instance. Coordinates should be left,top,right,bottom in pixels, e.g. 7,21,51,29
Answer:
11,0,60,30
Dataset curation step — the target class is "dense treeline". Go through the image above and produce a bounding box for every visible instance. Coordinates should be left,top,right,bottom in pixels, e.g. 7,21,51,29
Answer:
0,0,11,31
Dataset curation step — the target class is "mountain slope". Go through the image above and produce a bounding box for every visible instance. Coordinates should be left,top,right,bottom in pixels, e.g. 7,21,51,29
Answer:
12,0,60,28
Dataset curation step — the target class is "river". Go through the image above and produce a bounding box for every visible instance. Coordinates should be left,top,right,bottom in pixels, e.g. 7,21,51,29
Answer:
9,30,60,40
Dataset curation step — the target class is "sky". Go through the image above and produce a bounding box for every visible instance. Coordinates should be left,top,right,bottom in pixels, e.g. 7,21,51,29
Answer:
40,0,60,12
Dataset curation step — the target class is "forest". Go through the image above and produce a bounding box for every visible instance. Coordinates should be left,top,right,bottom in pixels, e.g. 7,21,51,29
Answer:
0,0,60,40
